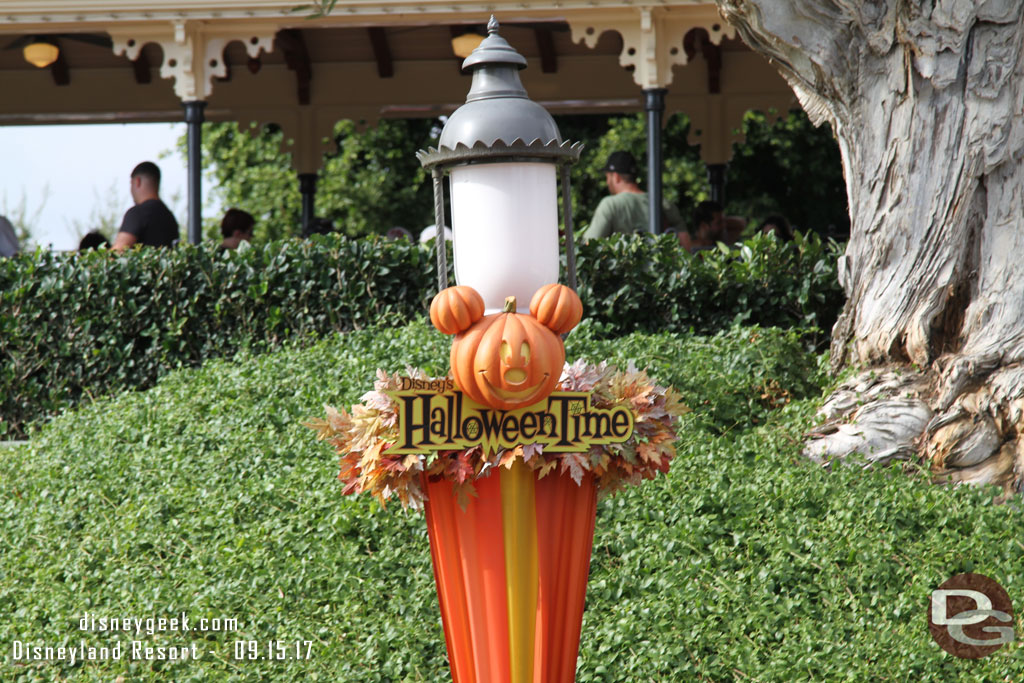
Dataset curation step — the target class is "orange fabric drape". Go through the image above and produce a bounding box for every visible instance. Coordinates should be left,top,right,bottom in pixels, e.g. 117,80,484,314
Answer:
423,467,598,683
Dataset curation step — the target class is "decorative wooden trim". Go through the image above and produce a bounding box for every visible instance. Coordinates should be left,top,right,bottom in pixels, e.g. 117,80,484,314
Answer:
684,28,721,94
50,42,70,86
131,48,151,84
368,27,394,78
534,28,557,74
0,0,717,25
215,58,232,83
568,6,734,89
109,20,275,100
277,29,312,106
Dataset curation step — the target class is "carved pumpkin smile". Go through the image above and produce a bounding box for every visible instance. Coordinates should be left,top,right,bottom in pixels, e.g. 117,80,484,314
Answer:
430,285,583,411
480,371,550,402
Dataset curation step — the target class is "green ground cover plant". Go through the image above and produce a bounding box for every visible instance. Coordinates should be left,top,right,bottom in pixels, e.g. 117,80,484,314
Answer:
2,320,1020,681
0,232,841,439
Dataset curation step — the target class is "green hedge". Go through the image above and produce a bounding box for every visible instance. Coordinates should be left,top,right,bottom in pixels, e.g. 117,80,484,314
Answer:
0,232,843,438
575,231,843,338
0,236,435,439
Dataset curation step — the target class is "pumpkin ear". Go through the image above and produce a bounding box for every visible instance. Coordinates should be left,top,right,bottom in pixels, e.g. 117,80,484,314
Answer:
529,283,583,335
430,285,485,335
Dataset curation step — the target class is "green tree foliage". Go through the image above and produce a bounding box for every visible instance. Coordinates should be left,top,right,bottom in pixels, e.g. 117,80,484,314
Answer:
566,109,848,237
726,109,849,237
194,119,438,242
191,108,846,242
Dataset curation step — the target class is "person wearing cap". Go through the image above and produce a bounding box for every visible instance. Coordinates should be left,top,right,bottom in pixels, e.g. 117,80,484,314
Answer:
582,151,681,240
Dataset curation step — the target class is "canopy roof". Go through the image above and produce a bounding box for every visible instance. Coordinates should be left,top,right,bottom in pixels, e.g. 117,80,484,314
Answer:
1,0,796,171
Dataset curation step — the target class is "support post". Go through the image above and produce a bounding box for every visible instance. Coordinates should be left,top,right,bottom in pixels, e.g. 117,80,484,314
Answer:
432,169,448,292
183,101,206,245
707,163,727,204
298,173,318,237
643,88,667,234
560,164,577,292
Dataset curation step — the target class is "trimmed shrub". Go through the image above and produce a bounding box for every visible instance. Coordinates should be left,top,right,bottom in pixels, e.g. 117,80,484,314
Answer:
575,230,843,339
0,236,435,439
0,232,843,438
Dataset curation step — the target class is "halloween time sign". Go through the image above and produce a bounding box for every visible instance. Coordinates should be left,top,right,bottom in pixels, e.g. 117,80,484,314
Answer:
384,377,634,455
308,282,685,506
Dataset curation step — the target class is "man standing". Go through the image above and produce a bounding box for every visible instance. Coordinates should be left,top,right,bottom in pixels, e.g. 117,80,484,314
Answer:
582,151,681,240
112,161,179,251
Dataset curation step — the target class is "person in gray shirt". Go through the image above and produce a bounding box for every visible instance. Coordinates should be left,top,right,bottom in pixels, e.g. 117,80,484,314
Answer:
583,151,680,240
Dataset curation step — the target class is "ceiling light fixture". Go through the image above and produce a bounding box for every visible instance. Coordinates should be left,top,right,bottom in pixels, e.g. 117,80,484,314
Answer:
450,32,485,59
23,38,59,68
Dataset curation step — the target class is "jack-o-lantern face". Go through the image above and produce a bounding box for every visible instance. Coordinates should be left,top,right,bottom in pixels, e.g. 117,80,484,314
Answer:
450,296,564,411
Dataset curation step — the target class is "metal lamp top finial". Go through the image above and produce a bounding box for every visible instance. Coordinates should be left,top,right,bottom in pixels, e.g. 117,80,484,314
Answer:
460,15,527,72
418,15,583,170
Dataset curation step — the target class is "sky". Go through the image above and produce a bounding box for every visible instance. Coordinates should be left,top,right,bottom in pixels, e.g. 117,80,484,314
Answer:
0,122,202,251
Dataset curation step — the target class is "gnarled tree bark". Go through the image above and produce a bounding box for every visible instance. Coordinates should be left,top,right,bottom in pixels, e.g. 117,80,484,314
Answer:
716,1,1024,496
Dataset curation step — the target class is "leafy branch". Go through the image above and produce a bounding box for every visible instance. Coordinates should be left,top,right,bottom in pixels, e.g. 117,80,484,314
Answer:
291,0,338,18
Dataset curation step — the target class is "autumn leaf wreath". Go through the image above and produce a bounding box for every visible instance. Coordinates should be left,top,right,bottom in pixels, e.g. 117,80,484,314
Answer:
306,360,688,508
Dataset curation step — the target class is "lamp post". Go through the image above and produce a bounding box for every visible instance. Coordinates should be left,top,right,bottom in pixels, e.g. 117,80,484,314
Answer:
417,16,582,302
183,100,206,245
416,17,594,683
644,88,667,234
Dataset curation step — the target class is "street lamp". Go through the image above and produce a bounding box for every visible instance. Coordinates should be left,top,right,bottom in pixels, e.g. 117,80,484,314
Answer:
418,15,582,310
310,19,684,680
417,16,592,682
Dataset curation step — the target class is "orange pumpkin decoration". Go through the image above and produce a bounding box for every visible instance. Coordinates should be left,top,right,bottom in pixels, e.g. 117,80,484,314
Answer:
530,283,583,336
430,285,486,336
451,296,565,411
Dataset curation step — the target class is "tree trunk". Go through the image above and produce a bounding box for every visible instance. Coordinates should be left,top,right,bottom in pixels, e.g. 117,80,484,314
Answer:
716,0,1024,496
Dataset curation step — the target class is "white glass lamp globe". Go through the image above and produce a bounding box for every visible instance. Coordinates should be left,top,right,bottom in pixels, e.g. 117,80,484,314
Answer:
450,162,558,313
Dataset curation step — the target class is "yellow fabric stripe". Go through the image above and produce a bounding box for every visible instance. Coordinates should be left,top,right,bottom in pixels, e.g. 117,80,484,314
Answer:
500,459,539,683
